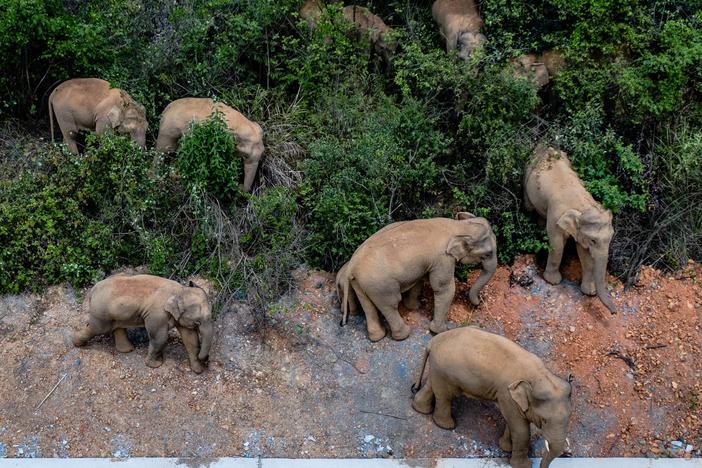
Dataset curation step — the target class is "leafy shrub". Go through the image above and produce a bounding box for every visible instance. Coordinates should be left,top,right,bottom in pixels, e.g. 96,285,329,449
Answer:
176,113,241,203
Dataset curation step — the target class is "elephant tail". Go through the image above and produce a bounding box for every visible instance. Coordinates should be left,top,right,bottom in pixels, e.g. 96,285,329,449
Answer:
340,273,353,326
48,92,55,143
411,343,431,394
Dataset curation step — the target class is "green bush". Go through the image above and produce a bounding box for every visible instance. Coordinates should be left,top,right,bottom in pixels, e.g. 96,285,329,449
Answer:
176,113,241,203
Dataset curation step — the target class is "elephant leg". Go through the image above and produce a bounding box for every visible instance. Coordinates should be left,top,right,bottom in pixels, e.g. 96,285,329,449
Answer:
506,418,532,468
499,424,513,452
373,292,411,341
144,324,168,369
352,282,386,342
428,271,455,335
412,375,435,414
72,316,111,347
56,116,79,154
576,243,596,296
544,226,565,285
155,132,178,153
402,281,423,310
431,377,457,429
241,159,259,192
113,328,134,353
176,325,204,374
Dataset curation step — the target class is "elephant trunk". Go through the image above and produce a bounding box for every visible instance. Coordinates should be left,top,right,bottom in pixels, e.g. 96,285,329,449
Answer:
468,252,497,306
132,129,146,149
198,319,214,360
594,258,617,314
540,438,566,468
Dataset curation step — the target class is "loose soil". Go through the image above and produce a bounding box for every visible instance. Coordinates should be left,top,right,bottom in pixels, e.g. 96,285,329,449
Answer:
0,255,700,460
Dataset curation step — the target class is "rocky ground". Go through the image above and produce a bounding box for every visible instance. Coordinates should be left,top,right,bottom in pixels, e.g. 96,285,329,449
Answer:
0,254,700,460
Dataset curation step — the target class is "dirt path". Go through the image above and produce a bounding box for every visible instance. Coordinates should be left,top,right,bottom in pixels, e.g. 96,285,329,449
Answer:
0,256,700,459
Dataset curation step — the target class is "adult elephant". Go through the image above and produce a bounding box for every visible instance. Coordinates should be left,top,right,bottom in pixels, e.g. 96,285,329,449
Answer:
338,213,497,341
156,98,265,192
48,78,147,153
524,145,617,313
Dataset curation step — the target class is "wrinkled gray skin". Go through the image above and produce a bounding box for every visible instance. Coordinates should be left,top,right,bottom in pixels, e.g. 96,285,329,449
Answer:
49,78,147,153
412,327,572,468
338,213,497,341
72,274,214,373
524,146,617,313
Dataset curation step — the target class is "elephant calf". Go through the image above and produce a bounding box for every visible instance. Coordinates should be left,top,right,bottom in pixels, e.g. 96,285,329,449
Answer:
511,50,565,88
156,98,264,192
342,5,396,66
72,274,214,374
432,0,487,60
300,0,324,29
412,327,572,468
524,145,617,313
49,78,147,153
338,213,497,342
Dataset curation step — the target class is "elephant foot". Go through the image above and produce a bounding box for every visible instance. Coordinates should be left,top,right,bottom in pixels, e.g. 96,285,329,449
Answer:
71,333,87,347
432,413,456,430
509,455,531,468
428,320,448,335
402,297,421,310
543,270,562,285
367,326,387,342
114,333,135,353
580,282,596,296
189,359,205,374
499,435,513,452
391,323,411,341
145,356,163,369
411,396,434,415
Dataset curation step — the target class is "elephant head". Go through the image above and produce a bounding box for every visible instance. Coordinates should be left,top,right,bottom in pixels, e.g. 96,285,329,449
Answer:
457,31,486,60
557,207,616,313
165,283,214,361
512,53,550,87
508,376,572,468
447,212,498,305
97,91,148,149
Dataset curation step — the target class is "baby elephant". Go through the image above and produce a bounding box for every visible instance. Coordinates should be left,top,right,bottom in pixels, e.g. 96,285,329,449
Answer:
72,274,214,374
412,327,572,468
432,0,487,60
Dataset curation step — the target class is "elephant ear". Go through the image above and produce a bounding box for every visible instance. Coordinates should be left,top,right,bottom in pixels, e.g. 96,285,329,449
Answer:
165,293,183,320
556,209,581,238
508,380,532,412
106,106,122,129
446,235,473,261
455,212,476,220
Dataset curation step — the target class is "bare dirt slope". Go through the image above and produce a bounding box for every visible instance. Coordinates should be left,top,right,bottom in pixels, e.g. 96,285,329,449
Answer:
0,255,700,459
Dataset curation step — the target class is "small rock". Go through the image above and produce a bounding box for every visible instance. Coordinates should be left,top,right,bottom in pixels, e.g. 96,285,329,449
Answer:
569,326,576,333
686,445,693,453
671,441,683,448
363,435,374,443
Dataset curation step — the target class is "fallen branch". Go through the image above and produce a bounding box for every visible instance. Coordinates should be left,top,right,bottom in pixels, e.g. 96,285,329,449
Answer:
35,372,68,410
606,349,636,370
643,343,668,350
359,410,407,421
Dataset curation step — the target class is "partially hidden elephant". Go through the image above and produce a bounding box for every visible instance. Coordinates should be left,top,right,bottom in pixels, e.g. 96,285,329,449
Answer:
412,326,572,468
300,0,324,29
337,213,497,341
48,78,147,153
524,145,617,313
342,5,396,67
156,98,264,192
72,274,214,374
432,0,487,60
511,50,565,88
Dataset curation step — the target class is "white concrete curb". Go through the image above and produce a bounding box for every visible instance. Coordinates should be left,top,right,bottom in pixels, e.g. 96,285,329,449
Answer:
0,459,699,467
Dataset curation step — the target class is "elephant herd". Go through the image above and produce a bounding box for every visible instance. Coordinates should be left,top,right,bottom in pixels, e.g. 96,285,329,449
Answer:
54,2,620,467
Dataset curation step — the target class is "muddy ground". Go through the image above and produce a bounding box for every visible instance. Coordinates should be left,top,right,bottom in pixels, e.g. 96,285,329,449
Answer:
0,255,700,460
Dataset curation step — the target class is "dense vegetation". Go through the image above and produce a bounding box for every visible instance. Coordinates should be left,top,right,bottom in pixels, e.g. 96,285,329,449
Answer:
1,0,701,310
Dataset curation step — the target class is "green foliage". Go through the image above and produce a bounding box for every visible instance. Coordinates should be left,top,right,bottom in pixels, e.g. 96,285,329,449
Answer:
176,112,241,202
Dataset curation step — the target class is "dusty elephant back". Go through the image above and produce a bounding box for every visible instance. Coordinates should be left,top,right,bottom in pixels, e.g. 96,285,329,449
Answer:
432,0,483,29
300,0,324,27
50,78,112,104
88,274,180,316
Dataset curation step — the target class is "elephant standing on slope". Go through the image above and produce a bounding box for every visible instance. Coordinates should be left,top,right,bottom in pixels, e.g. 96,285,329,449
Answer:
432,0,487,60
48,78,148,153
524,145,617,313
72,274,214,374
337,213,497,341
412,327,572,468
156,98,264,192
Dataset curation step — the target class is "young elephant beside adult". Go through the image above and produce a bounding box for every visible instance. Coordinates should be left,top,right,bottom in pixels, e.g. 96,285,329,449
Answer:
338,213,497,341
156,98,264,192
412,327,572,468
48,78,147,154
511,50,565,88
342,5,396,67
524,146,617,313
72,274,214,374
432,0,487,60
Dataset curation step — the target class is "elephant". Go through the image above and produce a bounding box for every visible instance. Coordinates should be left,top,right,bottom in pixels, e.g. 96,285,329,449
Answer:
524,145,617,313
511,50,565,88
342,5,397,67
337,213,497,341
432,0,487,60
72,274,214,374
48,78,147,154
156,98,265,192
412,326,572,468
300,0,324,29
